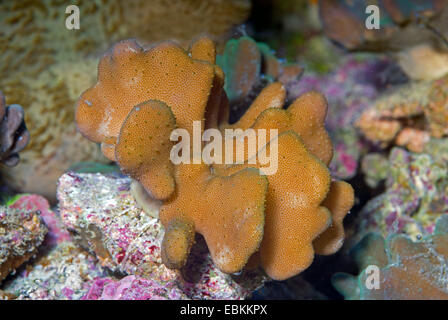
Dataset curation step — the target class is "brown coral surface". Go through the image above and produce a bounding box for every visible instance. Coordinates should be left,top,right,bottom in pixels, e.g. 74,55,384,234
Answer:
75,36,354,280
319,0,448,80
0,92,29,167
334,216,448,299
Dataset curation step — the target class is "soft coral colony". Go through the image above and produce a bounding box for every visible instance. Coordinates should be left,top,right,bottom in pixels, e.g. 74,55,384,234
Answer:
75,36,354,281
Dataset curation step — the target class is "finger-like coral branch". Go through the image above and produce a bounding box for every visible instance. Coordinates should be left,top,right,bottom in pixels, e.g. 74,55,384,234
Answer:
314,181,355,255
160,164,268,273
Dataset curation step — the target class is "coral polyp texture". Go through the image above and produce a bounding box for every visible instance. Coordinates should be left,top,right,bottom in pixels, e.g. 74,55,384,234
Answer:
75,36,354,281
333,215,448,299
0,91,29,167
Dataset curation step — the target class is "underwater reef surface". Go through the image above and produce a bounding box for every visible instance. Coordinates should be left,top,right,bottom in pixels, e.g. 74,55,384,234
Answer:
333,215,448,299
3,0,448,298
287,56,408,179
356,142,448,243
0,198,47,282
83,275,189,300
0,91,29,167
0,174,266,300
216,35,303,123
57,172,266,300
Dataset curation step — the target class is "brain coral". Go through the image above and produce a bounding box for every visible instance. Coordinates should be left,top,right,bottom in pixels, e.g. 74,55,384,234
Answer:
0,0,250,200
75,36,354,280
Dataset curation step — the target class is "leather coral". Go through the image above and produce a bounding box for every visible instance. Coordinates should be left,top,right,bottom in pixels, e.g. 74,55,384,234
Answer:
0,91,29,167
75,36,354,280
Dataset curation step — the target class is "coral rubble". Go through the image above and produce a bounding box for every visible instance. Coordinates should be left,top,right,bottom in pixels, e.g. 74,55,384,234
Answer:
8,194,71,246
0,199,47,282
2,241,106,300
58,172,265,300
356,74,448,153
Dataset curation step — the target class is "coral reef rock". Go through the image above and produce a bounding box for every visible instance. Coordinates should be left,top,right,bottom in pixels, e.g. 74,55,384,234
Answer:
357,144,448,242
1,241,106,300
333,215,448,299
83,275,188,300
8,194,71,247
0,198,47,282
57,172,266,300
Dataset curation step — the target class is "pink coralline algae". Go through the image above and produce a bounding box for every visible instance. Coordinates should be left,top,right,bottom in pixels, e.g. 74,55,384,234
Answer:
287,57,406,179
83,275,187,300
333,215,448,300
9,194,71,246
1,194,105,299
57,172,266,300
